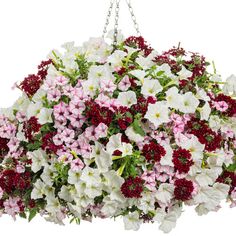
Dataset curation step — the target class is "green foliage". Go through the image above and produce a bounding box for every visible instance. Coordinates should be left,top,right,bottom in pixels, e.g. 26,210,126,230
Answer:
132,119,145,137
28,208,37,222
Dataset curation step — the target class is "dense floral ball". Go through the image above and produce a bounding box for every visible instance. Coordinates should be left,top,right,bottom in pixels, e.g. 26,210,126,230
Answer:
0,32,236,233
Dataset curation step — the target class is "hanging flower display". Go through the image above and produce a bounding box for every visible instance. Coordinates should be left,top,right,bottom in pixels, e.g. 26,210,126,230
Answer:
0,0,236,233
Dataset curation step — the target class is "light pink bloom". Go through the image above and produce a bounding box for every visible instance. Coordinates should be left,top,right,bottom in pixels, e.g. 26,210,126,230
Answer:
173,122,185,134
69,114,86,129
73,88,89,102
58,152,73,164
153,131,170,145
47,89,61,102
95,94,110,107
71,158,84,172
55,76,69,86
80,143,92,159
84,126,97,141
63,85,75,97
118,75,131,91
16,111,27,122
69,99,86,115
54,102,68,122
16,164,25,173
95,123,108,139
3,197,21,220
43,78,56,90
61,128,75,143
100,79,116,93
7,137,20,152
53,133,63,146
141,170,156,183
213,101,228,112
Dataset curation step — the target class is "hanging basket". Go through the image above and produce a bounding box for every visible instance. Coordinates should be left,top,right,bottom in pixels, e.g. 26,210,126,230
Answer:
0,0,236,233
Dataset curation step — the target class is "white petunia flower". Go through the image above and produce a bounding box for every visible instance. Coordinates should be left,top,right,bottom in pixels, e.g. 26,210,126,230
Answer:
68,169,82,185
38,108,53,124
80,167,101,185
107,50,127,67
82,79,100,98
177,66,193,80
32,89,47,103
88,65,114,81
136,50,158,69
144,102,170,128
103,170,124,192
27,102,43,119
120,142,133,157
179,92,199,114
58,185,73,202
117,91,137,108
210,74,221,82
200,102,211,121
141,78,163,97
94,147,112,173
31,179,45,199
129,69,146,85
123,211,141,231
106,133,122,155
223,74,236,95
165,86,182,109
155,183,174,204
125,126,145,143
155,63,175,79
27,149,48,173
196,169,219,187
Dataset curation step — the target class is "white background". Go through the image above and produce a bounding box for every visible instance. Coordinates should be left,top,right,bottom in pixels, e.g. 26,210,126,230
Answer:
0,0,235,235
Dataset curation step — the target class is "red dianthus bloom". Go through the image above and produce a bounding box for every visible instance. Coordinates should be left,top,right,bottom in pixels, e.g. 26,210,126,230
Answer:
121,176,143,198
23,116,41,141
172,148,193,173
174,178,194,201
142,141,166,163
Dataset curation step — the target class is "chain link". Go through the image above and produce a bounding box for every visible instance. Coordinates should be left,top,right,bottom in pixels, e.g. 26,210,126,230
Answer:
125,0,141,36
102,0,115,38
113,0,120,46
102,0,140,45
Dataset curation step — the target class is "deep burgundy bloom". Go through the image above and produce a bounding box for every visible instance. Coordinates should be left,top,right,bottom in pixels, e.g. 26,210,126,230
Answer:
19,59,52,97
42,132,62,154
0,170,31,194
85,101,114,126
121,176,144,198
125,36,153,57
131,96,156,116
23,116,41,141
142,141,166,163
172,148,193,173
217,171,236,194
0,137,9,156
115,106,133,130
174,178,194,201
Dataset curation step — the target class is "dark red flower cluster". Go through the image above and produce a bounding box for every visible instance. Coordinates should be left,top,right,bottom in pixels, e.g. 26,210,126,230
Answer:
184,53,207,79
23,116,41,141
121,176,143,198
213,94,236,117
0,170,31,194
115,107,133,130
19,59,52,97
125,36,153,56
174,178,194,201
131,96,156,116
217,171,236,194
42,132,62,154
85,101,114,126
142,141,166,163
172,148,193,173
187,118,222,151
0,137,9,156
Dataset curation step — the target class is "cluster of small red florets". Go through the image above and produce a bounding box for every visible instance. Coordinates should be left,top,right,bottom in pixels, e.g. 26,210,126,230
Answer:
0,137,9,156
115,107,133,130
124,36,153,56
187,118,222,151
121,176,144,198
172,148,193,174
142,141,166,163
213,94,236,117
131,96,156,116
0,170,31,194
85,101,114,126
42,132,62,154
174,178,194,201
23,116,41,141
217,171,236,194
19,59,52,97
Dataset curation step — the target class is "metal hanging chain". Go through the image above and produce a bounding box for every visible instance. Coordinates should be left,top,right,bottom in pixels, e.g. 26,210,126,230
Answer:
125,0,141,36
102,0,115,38
113,0,121,46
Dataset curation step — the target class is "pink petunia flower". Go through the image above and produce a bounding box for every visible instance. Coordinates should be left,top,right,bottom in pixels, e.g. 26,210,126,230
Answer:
95,123,108,139
70,158,84,172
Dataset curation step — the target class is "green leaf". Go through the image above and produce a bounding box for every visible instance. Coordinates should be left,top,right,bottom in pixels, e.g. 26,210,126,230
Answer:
27,141,42,151
226,163,236,172
132,119,145,137
28,208,37,222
